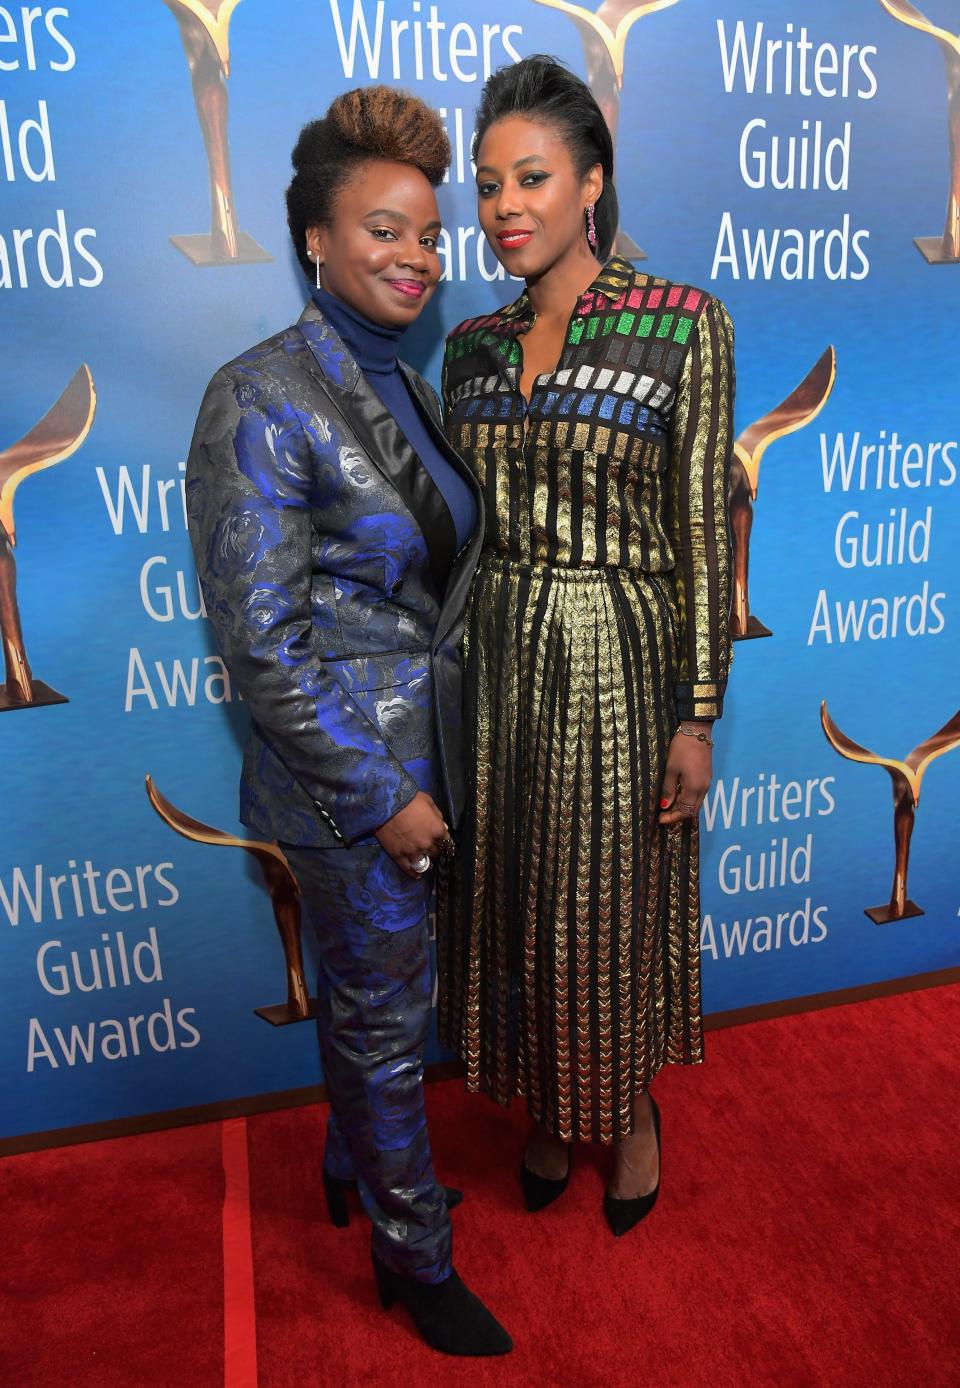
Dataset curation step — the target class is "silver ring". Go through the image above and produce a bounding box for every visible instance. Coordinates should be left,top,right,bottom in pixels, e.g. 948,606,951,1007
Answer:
411,854,431,874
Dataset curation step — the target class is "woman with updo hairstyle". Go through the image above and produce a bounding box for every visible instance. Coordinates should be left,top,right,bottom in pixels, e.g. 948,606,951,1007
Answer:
186,87,511,1356
438,56,736,1236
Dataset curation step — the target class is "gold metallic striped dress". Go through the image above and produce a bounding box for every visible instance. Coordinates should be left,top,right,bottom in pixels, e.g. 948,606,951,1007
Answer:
437,258,734,1143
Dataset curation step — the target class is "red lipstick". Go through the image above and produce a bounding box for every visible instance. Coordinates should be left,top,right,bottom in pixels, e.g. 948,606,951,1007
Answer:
496,229,534,250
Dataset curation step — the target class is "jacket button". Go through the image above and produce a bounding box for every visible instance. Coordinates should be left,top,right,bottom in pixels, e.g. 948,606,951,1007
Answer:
391,579,404,595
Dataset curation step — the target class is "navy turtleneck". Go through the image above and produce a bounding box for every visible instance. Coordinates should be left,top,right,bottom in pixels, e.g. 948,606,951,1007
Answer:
311,286,476,553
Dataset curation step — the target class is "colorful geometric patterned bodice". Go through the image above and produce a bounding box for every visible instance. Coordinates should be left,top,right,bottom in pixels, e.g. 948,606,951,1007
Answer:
442,256,735,720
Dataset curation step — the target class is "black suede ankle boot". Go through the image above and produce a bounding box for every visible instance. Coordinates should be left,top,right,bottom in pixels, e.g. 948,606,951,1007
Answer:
371,1252,513,1356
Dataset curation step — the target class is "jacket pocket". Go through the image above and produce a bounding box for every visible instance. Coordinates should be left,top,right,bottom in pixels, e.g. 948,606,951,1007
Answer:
321,652,434,761
317,650,429,693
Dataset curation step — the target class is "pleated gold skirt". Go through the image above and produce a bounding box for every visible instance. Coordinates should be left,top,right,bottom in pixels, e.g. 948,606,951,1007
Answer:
437,556,704,1144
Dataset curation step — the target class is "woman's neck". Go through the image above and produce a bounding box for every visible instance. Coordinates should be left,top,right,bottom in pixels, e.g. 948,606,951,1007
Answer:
526,244,604,321
311,284,403,375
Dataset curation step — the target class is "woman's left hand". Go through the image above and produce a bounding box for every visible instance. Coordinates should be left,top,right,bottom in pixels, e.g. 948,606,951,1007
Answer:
658,724,714,826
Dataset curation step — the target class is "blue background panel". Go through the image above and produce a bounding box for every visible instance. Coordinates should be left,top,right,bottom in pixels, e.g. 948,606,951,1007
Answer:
1,0,958,1140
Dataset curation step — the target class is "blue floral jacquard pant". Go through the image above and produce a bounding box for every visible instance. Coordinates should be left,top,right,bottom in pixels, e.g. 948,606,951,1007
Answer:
282,839,452,1284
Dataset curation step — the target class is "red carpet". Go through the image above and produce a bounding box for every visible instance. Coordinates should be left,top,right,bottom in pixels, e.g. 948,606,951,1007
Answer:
3,986,960,1387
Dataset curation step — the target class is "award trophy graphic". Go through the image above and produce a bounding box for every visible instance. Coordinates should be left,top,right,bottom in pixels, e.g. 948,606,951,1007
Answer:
0,365,97,713
164,0,271,265
878,1,960,263
146,776,315,1023
531,1,682,258
820,703,960,923
730,346,836,640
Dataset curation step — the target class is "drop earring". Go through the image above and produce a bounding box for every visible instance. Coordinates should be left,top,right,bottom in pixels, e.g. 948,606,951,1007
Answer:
315,253,321,290
586,203,597,250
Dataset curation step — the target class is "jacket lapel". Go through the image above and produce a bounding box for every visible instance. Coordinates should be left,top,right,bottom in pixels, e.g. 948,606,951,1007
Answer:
399,363,486,646
295,303,458,596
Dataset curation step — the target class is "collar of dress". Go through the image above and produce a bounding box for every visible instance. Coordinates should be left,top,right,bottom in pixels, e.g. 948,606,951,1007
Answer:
496,255,636,325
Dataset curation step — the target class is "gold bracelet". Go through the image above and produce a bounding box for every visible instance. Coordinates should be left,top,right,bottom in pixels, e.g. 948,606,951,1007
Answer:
677,723,714,746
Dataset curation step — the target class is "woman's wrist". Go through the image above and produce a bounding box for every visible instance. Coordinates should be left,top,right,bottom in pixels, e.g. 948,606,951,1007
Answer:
677,721,715,746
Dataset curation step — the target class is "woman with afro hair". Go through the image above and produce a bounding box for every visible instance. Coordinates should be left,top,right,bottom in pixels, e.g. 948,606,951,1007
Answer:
186,86,510,1357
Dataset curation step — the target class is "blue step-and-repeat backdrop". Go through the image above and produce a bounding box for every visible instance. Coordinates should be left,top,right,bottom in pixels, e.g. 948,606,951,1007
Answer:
2,0,958,1143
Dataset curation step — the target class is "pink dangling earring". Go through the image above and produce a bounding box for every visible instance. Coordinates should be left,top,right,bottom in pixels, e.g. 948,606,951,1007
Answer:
586,202,597,249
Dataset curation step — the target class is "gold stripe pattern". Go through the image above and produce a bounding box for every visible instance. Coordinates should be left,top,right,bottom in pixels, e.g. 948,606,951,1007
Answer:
437,259,734,1141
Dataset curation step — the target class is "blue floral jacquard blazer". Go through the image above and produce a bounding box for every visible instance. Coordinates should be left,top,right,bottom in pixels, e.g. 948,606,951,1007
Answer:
186,303,484,849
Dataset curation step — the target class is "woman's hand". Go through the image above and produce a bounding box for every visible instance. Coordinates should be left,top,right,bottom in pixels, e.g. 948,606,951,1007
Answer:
658,723,714,826
375,792,449,879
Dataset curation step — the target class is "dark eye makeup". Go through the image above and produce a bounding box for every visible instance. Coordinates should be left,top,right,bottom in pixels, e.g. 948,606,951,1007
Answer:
477,171,550,197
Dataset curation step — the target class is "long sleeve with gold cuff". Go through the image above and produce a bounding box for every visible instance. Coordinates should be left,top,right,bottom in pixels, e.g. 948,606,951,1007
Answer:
667,298,735,722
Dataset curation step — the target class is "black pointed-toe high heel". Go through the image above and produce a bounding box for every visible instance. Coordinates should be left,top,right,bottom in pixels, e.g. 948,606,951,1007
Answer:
323,1173,463,1227
520,1152,571,1212
603,1096,661,1237
372,1252,512,1357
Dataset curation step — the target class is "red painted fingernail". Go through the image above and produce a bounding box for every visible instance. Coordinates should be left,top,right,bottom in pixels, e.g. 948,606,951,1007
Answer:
659,798,670,808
